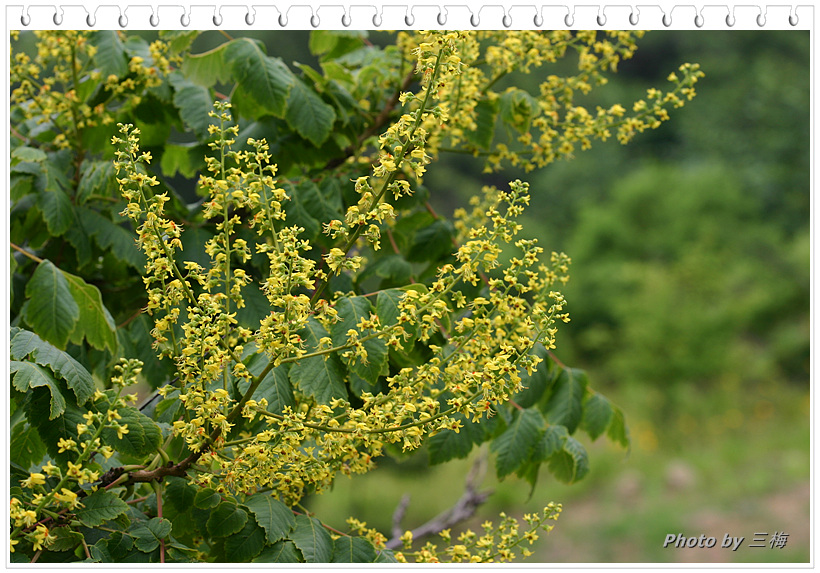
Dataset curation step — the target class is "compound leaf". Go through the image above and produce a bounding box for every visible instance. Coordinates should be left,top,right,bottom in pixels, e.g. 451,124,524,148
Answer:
491,407,545,478
223,516,266,562
207,502,248,537
331,536,377,563
544,367,588,434
23,260,79,349
581,391,613,441
290,515,333,563
244,493,296,544
75,489,129,527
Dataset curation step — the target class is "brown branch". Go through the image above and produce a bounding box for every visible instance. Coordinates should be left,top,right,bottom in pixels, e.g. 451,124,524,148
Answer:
385,453,493,550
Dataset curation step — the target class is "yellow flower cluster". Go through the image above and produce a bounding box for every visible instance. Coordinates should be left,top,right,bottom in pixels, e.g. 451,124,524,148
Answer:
10,31,173,152
9,361,140,553
395,30,703,172
393,504,562,563
113,32,575,508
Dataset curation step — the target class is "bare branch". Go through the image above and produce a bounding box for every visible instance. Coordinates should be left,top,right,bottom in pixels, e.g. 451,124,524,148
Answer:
385,454,493,550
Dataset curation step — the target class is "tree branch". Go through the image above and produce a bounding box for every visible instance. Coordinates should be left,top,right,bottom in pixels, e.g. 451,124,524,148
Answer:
385,453,493,550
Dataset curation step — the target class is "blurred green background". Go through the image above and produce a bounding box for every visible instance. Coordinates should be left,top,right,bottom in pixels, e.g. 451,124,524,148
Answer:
179,30,813,562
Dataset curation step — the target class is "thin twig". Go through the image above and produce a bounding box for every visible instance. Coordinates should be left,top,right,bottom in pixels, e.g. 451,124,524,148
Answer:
385,453,493,550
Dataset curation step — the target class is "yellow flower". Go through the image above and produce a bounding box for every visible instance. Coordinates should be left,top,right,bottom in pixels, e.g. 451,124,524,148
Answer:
22,472,46,488
115,424,130,439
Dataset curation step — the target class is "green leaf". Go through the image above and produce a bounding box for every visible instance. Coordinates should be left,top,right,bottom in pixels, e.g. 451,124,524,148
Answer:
490,407,545,478
76,161,116,205
104,531,134,559
309,30,367,61
253,540,302,563
407,219,455,262
331,536,377,563
11,146,47,163
10,327,95,406
331,296,387,385
10,422,47,469
132,517,172,552
101,405,162,457
533,424,569,462
427,413,485,465
606,404,631,449
236,282,273,330
182,42,232,87
514,343,552,408
547,436,590,484
169,72,218,140
499,88,539,133
581,392,613,441
238,360,295,414
285,79,336,147
244,493,296,544
24,388,84,464
375,288,418,340
159,30,199,54
160,143,203,179
63,271,118,353
464,98,499,149
223,516,266,562
358,254,413,286
289,318,348,404
194,487,221,509
23,260,79,349
207,501,248,537
165,477,197,513
544,367,588,434
10,361,65,418
225,38,295,118
290,515,333,563
91,30,128,78
74,489,129,527
45,527,84,552
374,549,399,563
76,207,146,270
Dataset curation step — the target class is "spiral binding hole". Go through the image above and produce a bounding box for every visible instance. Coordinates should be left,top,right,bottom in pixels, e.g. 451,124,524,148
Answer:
662,12,672,27
372,13,382,27
725,13,735,27
694,13,704,27
629,11,638,25
180,13,190,27
119,14,128,27
86,13,95,27
405,14,414,26
502,13,511,27
789,13,798,26
245,11,255,25
53,11,63,25
150,12,159,27
564,13,574,27
756,13,766,26
310,14,320,27
278,14,287,26
470,13,479,26
533,13,543,27
596,14,606,26
342,13,351,26
437,12,446,25
21,12,31,26
213,14,223,26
